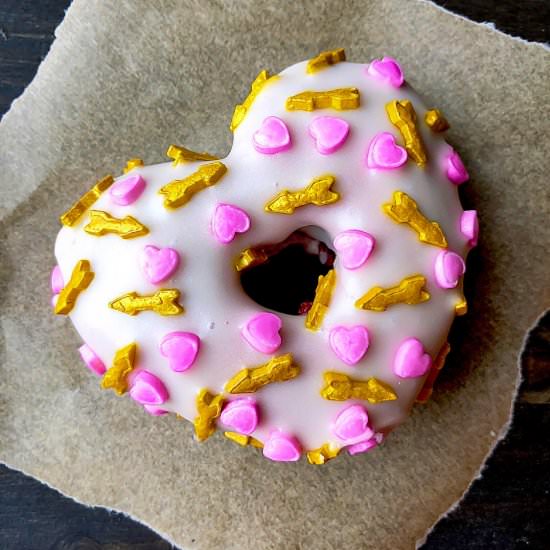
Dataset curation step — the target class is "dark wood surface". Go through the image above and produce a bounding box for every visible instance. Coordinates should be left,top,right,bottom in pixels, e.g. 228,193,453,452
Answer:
1,1,549,548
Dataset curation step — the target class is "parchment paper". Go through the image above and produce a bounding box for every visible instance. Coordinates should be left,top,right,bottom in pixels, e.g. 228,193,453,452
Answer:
1,1,548,548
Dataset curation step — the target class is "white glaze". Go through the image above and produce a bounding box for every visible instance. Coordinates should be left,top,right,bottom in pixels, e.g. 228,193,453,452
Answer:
55,60,472,455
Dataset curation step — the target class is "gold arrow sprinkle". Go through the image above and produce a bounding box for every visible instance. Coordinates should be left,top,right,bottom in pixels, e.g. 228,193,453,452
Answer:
265,175,339,215
306,443,341,465
166,144,218,165
100,343,137,395
59,175,114,227
386,99,427,166
424,109,450,132
305,269,336,331
416,342,451,404
286,87,360,111
159,161,227,209
225,353,300,394
355,274,430,312
194,389,224,441
224,431,264,448
383,191,448,248
234,246,269,272
455,299,468,316
321,372,397,403
109,289,184,316
306,48,346,73
123,158,144,173
230,70,278,131
54,260,94,315
84,210,149,239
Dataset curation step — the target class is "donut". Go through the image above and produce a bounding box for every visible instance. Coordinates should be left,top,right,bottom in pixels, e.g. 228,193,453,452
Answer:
53,49,478,464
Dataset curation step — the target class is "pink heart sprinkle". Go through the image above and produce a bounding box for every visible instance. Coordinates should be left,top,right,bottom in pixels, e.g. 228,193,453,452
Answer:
211,203,251,244
109,174,146,205
434,250,465,289
393,338,432,379
347,437,378,456
78,343,106,376
252,116,291,154
160,331,200,372
333,404,374,443
220,399,259,435
460,210,479,247
366,56,404,88
366,132,408,169
445,149,469,184
129,370,169,405
329,325,370,366
308,116,350,155
50,265,64,294
241,312,282,354
333,229,375,270
143,404,169,416
263,430,302,462
139,245,180,284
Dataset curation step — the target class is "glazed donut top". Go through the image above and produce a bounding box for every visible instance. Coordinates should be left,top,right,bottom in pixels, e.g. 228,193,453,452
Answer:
53,50,478,463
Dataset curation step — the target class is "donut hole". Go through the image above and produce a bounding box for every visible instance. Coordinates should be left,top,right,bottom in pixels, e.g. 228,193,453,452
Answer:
240,226,335,315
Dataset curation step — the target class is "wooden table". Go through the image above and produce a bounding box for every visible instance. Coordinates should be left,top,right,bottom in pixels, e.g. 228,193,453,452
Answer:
1,1,548,548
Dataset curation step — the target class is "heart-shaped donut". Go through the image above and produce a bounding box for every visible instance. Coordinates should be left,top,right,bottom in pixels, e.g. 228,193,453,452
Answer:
54,49,476,463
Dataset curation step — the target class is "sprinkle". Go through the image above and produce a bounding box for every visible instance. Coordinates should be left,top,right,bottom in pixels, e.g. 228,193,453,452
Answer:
305,269,336,331
321,372,397,403
416,342,451,403
129,371,169,405
252,116,292,155
220,398,259,435
329,325,370,365
308,116,350,155
54,259,94,315
366,57,404,88
144,405,169,416
286,88,360,111
224,353,300,394
241,312,282,354
224,431,263,448
159,161,227,209
455,299,468,316
460,210,479,247
265,175,339,215
383,191,448,248
306,443,340,465
332,404,374,443
307,48,346,73
366,132,408,169
347,437,378,455
355,274,430,312
424,109,449,132
333,230,375,270
139,245,180,284
445,149,469,185
123,158,144,173
230,70,278,132
50,265,64,294
385,100,427,166
166,144,218,165
193,389,224,442
393,338,432,378
159,331,200,372
234,246,269,272
84,210,149,239
109,289,184,316
78,343,106,376
211,203,251,244
109,174,146,206
434,250,465,289
59,175,114,227
100,343,137,395
263,430,302,462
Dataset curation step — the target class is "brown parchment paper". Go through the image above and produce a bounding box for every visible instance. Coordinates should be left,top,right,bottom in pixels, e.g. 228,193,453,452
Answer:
1,1,549,548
